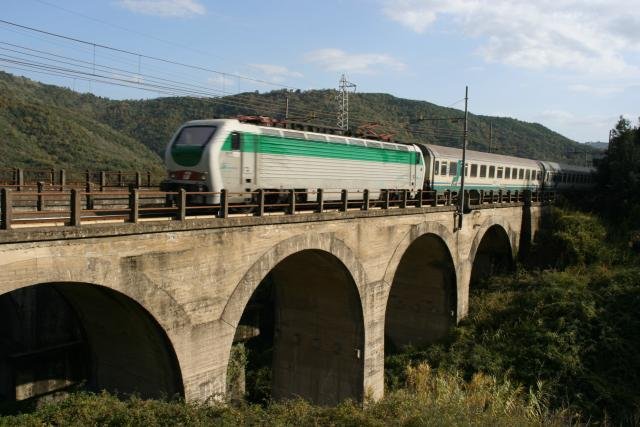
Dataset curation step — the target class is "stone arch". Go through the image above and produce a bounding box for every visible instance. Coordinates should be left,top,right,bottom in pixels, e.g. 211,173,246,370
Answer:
469,221,515,287
383,222,459,350
0,282,184,401
220,233,368,405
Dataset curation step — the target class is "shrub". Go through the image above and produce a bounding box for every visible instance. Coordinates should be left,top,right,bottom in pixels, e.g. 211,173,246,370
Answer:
532,208,608,268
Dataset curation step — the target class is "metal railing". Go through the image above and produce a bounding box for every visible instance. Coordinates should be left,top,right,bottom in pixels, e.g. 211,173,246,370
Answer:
0,168,159,190
0,187,555,231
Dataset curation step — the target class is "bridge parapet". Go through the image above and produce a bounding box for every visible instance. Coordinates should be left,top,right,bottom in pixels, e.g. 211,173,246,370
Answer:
0,186,555,233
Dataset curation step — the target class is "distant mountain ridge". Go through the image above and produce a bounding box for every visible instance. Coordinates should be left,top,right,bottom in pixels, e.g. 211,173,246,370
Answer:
0,71,596,172
584,141,608,151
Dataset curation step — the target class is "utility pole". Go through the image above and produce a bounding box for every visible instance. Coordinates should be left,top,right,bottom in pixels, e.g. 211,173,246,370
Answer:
337,74,356,131
457,86,469,230
285,95,289,120
489,122,493,153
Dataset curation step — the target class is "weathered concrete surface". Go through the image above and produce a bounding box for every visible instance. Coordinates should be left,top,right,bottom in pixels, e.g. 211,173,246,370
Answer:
0,203,544,404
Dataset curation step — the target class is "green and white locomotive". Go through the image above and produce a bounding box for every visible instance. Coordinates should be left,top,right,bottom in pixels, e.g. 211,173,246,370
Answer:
161,118,425,203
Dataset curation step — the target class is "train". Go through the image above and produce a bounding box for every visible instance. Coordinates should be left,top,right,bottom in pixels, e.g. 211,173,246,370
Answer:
160,118,595,204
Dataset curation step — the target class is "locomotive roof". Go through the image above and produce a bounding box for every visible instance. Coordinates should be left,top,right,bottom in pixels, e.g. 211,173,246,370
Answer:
421,144,541,168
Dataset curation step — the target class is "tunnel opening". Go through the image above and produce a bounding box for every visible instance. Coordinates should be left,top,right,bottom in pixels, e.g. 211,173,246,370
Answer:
385,233,457,353
0,283,183,406
229,249,365,405
470,225,514,288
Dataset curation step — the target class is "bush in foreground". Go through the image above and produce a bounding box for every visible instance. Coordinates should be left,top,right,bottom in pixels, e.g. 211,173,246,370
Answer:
1,365,570,427
386,266,640,424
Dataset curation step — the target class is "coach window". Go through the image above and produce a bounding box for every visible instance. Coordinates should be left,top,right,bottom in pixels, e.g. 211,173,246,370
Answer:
471,164,478,177
488,166,495,178
449,161,457,176
465,163,469,176
434,160,440,175
537,171,542,181
497,166,503,179
231,132,241,150
480,165,487,178
505,167,511,179
518,168,524,179
525,170,530,180
441,162,448,176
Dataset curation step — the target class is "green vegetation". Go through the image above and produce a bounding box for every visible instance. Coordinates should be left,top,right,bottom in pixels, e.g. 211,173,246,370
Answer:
0,73,164,174
0,71,595,174
0,366,571,426
386,200,640,424
386,265,640,424
596,117,640,231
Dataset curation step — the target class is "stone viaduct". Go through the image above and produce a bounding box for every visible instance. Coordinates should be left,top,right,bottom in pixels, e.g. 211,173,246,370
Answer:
0,202,543,404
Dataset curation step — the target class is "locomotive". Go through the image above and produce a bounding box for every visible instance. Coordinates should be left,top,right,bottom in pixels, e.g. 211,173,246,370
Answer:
160,118,595,204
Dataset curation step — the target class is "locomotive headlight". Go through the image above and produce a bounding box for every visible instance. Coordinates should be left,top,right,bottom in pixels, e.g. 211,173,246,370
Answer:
169,172,177,179
200,173,208,181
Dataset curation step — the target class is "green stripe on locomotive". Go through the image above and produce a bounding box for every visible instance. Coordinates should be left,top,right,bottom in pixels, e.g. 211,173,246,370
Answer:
220,132,422,165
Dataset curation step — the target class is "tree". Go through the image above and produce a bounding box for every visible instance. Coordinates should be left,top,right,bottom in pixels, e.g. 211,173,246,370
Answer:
597,116,640,228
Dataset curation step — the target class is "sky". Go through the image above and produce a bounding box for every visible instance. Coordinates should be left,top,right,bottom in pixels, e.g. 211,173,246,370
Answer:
2,0,639,143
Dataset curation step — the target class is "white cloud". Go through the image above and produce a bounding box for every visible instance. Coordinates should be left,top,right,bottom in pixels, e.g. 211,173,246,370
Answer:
534,109,623,141
249,63,303,82
382,0,640,75
305,48,406,74
568,84,624,97
116,0,205,18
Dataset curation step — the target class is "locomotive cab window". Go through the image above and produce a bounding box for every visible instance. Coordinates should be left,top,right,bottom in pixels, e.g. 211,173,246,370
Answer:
174,125,217,147
434,160,440,175
231,132,241,150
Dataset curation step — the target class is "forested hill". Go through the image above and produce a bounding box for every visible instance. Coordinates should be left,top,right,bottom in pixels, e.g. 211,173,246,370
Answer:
0,71,594,171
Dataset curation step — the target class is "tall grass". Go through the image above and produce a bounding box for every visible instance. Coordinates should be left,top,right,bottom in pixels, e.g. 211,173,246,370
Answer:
0,365,572,426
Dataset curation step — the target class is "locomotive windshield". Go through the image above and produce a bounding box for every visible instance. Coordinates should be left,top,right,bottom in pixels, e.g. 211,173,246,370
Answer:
173,126,217,147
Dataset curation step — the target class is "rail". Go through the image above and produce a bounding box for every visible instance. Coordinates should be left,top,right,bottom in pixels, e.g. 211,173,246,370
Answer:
0,187,555,230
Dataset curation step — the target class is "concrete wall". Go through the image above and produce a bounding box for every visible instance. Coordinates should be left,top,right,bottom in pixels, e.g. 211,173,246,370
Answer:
0,202,545,404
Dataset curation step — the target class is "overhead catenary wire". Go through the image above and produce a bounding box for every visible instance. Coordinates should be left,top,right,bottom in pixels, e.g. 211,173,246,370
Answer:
0,19,296,90
0,19,473,137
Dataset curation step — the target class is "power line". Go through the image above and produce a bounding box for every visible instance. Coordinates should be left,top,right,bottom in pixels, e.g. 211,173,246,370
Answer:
0,19,296,90
0,20,476,136
0,41,342,121
30,0,319,90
